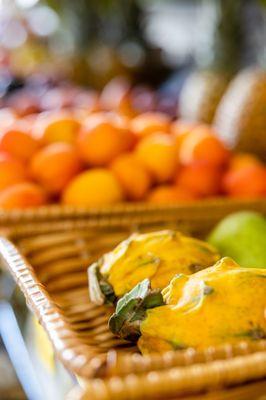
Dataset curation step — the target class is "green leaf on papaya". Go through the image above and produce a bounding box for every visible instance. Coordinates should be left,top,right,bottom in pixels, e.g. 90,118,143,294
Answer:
115,279,150,313
109,279,164,341
88,262,116,305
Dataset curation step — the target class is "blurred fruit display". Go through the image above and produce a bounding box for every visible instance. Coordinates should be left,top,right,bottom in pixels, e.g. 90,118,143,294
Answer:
0,0,265,209
110,153,152,201
0,81,265,210
62,169,124,207
77,113,135,166
135,133,177,183
30,142,82,194
179,0,243,124
0,182,46,209
0,153,27,190
0,123,39,161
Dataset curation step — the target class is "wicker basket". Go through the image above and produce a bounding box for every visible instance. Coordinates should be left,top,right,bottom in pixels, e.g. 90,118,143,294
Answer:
68,380,266,400
0,198,266,237
0,203,265,399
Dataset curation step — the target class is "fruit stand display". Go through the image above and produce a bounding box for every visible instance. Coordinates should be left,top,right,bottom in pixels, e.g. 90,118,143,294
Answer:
0,3,265,400
0,85,265,212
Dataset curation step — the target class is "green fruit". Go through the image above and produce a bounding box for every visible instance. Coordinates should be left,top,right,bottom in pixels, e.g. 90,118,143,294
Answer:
207,211,266,268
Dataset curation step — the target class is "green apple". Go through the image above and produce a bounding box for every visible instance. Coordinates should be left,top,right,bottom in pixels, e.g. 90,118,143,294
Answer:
207,211,266,268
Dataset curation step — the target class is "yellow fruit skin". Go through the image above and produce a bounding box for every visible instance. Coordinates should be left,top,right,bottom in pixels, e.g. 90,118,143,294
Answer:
34,114,81,144
62,169,124,206
98,230,219,297
139,257,266,354
110,153,152,201
135,134,178,183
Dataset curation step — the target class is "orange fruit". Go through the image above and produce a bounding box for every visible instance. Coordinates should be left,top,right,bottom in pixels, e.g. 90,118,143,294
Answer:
0,125,39,162
110,153,152,200
130,112,171,137
179,125,230,167
78,115,135,166
171,120,197,153
222,165,266,198
228,153,263,171
135,133,178,183
148,185,195,204
176,162,222,197
30,143,82,195
0,182,47,209
62,169,124,206
0,152,27,190
33,112,81,144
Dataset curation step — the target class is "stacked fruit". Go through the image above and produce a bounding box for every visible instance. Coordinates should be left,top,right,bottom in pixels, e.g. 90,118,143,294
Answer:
88,212,266,353
0,107,265,209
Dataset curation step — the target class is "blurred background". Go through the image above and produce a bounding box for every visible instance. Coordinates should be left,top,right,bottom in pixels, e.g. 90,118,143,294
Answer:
0,0,266,399
0,0,265,117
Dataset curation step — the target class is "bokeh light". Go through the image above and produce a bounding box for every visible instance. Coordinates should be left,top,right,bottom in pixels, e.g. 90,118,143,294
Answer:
27,5,59,37
15,0,39,9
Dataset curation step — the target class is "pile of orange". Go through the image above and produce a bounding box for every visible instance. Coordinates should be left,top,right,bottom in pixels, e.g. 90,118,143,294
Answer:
0,107,265,209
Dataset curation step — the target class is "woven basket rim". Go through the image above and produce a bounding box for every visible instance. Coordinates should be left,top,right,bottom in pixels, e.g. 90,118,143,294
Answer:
67,375,266,400
0,198,265,223
0,235,265,385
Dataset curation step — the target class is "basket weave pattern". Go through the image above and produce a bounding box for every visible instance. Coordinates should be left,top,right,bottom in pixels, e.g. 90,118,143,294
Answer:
0,203,265,399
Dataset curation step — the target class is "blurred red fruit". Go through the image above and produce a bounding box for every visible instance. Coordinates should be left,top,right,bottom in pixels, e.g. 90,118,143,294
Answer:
78,116,135,166
0,182,47,209
148,185,195,204
223,165,266,198
176,162,222,197
228,153,263,171
0,125,39,162
30,143,82,194
0,153,27,190
179,125,230,167
110,153,152,201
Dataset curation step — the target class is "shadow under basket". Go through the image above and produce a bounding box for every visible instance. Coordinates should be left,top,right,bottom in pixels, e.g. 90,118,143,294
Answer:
0,202,265,400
